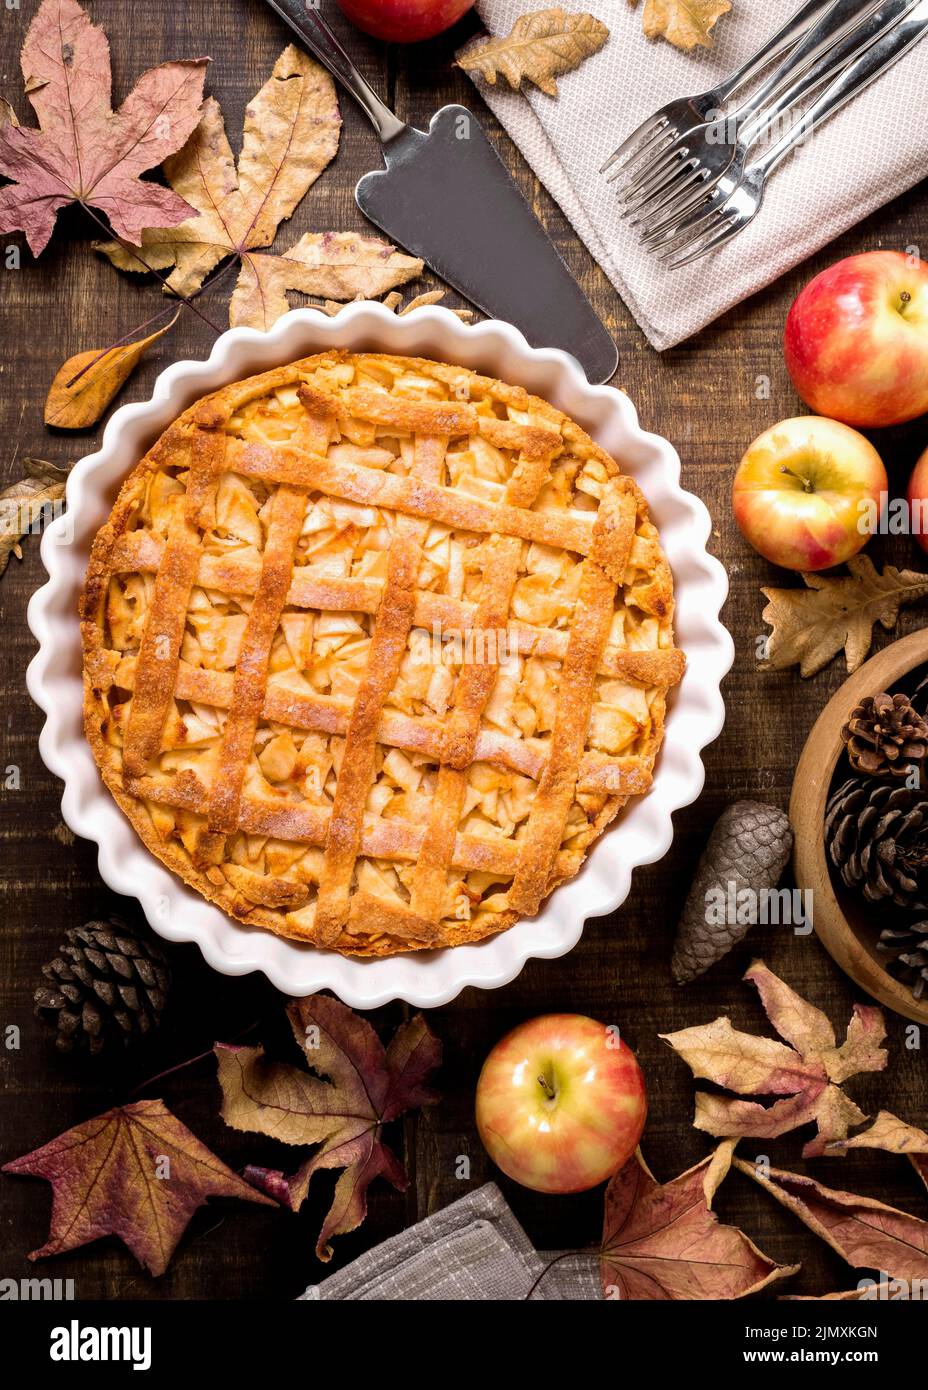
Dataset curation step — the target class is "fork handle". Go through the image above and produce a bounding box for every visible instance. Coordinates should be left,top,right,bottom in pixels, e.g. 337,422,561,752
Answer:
739,0,920,146
731,0,882,120
716,0,844,99
759,0,928,173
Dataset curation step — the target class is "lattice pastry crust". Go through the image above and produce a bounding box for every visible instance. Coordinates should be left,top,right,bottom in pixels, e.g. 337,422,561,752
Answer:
81,352,684,956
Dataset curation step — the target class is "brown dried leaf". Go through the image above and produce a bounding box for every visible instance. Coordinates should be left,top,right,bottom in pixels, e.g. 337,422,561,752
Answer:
0,0,207,256
323,288,472,321
45,312,180,429
631,0,732,50
215,996,441,1261
736,1159,928,1283
0,458,67,577
825,1110,928,1194
457,9,609,96
230,234,422,330
661,959,887,1157
1,1100,273,1275
96,47,345,326
601,1150,798,1299
761,556,928,678
703,1138,738,1209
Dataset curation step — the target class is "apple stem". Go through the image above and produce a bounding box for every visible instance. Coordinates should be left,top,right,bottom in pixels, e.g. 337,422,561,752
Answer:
537,1073,556,1101
780,464,814,493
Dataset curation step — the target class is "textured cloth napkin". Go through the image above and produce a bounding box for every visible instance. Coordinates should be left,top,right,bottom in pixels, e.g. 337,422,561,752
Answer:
299,1183,599,1300
462,0,928,349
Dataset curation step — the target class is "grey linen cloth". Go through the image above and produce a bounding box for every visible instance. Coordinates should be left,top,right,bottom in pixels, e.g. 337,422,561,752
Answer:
461,0,928,349
299,1183,599,1300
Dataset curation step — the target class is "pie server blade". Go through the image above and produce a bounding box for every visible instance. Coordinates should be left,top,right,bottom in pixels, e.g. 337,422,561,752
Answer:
355,108,618,384
261,0,618,384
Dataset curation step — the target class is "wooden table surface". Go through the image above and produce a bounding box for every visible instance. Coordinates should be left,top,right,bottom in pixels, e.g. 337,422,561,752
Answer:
2,0,927,1302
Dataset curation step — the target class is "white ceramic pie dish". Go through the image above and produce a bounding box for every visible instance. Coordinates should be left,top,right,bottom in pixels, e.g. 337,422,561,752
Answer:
27,302,732,1008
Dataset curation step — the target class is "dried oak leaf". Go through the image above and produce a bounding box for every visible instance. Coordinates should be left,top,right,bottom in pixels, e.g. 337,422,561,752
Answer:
735,1158,928,1284
98,47,421,330
215,995,441,1261
1,1099,273,1275
0,0,207,256
45,310,180,429
0,458,67,577
457,9,609,96
761,556,928,678
825,1110,928,1194
661,959,887,1157
601,1150,798,1299
630,0,732,51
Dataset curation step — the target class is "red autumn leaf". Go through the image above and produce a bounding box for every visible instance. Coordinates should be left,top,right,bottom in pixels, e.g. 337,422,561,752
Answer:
1,1099,274,1275
0,0,207,256
215,995,441,1261
660,959,887,1157
600,1151,799,1299
735,1158,928,1283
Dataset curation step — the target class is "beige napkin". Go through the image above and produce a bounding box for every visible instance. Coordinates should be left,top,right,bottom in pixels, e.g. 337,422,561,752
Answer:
461,0,928,350
299,1183,599,1300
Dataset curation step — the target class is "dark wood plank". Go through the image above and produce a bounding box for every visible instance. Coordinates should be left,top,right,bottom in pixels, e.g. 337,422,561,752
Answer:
1,0,926,1300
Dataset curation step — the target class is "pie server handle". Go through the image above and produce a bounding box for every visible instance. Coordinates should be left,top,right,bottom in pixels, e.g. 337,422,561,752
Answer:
259,0,619,384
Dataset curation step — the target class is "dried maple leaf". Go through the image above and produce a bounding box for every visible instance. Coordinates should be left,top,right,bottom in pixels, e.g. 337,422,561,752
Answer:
761,555,928,678
215,995,441,1261
97,48,421,329
661,959,887,1157
0,458,67,577
735,1158,928,1283
631,0,732,50
457,9,609,96
45,311,180,429
230,232,423,332
826,1110,928,1194
0,0,207,256
1,1099,273,1275
600,1150,798,1299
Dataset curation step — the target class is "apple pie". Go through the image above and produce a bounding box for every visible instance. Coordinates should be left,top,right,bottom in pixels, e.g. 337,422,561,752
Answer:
81,351,684,956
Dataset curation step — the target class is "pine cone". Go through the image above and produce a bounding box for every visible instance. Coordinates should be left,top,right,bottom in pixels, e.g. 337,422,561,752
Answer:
877,919,928,1001
841,692,928,781
671,801,793,984
825,777,928,910
34,918,170,1055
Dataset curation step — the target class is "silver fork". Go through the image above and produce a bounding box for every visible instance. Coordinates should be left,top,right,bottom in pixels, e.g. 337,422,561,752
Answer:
599,0,835,180
619,0,882,219
663,0,928,268
639,0,922,248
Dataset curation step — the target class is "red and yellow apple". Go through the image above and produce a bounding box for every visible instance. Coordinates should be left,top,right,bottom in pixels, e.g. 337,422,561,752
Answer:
732,416,887,571
907,444,928,554
475,1014,647,1194
335,0,474,42
784,250,928,428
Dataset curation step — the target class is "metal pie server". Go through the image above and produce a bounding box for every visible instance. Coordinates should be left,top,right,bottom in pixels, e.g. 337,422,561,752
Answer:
261,0,619,383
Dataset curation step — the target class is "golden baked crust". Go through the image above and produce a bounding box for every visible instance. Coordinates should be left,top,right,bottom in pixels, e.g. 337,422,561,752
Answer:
80,351,684,956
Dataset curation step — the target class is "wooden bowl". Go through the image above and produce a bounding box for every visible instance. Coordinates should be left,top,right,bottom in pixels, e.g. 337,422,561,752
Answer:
790,628,928,1025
